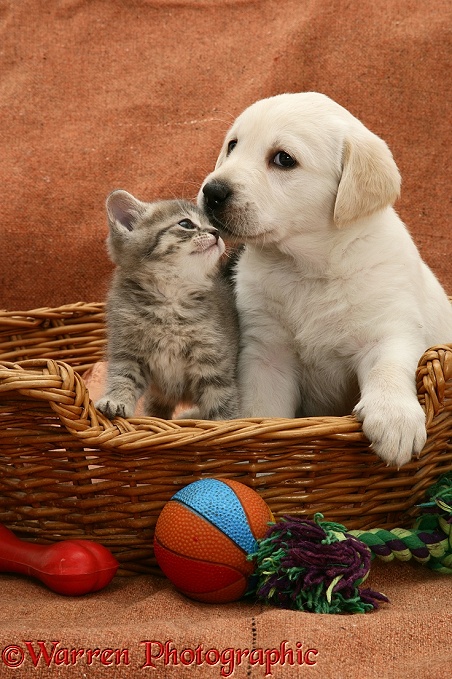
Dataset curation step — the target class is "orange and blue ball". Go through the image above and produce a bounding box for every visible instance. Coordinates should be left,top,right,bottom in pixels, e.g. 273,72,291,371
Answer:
154,478,274,603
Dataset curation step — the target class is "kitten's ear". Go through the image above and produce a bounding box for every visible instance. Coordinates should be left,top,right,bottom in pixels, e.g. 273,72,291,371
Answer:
106,190,146,232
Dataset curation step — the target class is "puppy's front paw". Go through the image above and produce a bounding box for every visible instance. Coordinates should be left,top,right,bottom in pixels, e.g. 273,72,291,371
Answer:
95,396,134,419
353,395,427,468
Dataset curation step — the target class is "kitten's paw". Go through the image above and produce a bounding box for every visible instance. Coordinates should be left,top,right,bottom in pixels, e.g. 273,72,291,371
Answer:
175,407,202,420
95,396,134,419
202,403,240,420
175,403,239,421
353,394,426,468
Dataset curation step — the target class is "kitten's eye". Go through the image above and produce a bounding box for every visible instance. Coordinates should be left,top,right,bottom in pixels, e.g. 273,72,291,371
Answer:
273,151,296,168
227,139,237,155
178,219,196,229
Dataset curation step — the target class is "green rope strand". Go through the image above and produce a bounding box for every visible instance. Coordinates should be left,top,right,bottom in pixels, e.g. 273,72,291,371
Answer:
346,473,452,574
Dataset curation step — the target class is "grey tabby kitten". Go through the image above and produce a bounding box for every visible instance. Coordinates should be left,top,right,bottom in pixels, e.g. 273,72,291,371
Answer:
95,190,240,421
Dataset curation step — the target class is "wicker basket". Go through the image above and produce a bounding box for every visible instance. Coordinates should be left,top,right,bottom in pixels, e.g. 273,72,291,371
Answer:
1,303,452,575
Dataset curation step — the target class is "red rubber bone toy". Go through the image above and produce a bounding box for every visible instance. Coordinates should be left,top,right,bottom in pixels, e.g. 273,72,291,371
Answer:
0,525,119,595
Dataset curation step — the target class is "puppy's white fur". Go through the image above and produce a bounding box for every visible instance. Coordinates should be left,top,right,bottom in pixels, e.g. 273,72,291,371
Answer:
198,92,452,467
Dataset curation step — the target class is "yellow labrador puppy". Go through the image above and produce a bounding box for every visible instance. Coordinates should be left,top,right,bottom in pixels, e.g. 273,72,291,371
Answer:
198,92,452,467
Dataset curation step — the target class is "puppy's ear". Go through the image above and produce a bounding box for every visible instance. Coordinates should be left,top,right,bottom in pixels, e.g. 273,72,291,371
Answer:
334,132,401,228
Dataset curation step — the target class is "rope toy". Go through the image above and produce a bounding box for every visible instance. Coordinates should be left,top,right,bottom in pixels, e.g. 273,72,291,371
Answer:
248,472,452,614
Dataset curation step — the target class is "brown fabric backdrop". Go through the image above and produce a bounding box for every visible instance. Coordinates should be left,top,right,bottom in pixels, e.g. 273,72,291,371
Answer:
0,0,451,310
1,2,451,678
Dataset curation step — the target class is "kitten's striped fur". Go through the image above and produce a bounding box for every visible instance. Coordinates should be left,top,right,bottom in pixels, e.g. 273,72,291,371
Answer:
96,190,240,420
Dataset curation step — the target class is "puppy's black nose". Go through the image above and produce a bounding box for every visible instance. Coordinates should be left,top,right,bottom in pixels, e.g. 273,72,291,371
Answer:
202,181,231,211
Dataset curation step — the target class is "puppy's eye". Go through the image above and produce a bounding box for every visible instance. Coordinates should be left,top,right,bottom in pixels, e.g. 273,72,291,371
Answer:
178,219,196,229
227,139,237,155
273,151,296,168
